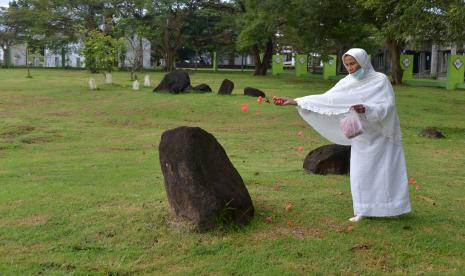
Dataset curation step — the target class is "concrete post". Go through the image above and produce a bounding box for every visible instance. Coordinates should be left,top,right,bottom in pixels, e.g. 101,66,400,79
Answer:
431,43,438,78
213,51,218,72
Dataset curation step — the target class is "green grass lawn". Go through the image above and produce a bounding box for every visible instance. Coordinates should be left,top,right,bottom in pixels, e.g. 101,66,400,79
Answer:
1,68,464,274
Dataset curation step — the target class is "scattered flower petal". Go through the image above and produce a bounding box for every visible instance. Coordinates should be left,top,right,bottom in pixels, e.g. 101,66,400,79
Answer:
241,103,248,113
285,202,294,211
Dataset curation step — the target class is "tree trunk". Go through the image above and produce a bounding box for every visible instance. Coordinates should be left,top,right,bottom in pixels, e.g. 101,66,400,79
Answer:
253,39,273,76
61,47,66,68
2,47,8,68
163,48,175,72
228,51,235,66
137,36,143,71
25,45,32,78
387,39,403,85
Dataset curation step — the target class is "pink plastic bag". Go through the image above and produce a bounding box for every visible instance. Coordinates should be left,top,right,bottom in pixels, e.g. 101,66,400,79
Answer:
339,108,364,139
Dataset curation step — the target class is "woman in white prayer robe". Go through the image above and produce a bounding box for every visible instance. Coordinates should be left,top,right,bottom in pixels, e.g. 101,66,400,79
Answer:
281,48,411,222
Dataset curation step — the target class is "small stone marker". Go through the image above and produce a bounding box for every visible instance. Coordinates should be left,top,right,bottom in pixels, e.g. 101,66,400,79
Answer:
193,83,212,93
244,87,266,97
303,144,351,175
88,79,97,90
420,127,445,139
105,73,112,84
133,80,140,90
159,126,254,232
144,74,151,87
218,79,234,95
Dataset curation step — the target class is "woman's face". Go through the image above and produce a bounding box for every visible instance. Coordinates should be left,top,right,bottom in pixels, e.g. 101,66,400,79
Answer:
343,55,361,74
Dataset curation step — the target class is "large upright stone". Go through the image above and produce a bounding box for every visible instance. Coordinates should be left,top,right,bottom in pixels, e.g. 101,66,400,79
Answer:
218,79,234,95
159,126,254,232
153,70,191,93
244,87,266,98
303,144,351,175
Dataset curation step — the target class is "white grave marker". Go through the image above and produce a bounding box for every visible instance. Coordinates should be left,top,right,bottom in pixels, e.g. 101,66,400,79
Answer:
105,73,112,84
133,80,140,90
144,74,151,87
88,79,97,90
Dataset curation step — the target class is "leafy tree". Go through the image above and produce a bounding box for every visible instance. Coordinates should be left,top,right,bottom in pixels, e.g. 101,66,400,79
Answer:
0,7,17,67
357,0,464,84
113,0,151,79
144,0,195,72
82,30,124,74
3,0,40,77
284,0,378,58
235,0,288,75
182,2,237,68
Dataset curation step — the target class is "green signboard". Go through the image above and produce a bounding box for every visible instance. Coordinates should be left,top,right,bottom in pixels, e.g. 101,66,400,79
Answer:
400,54,413,81
272,54,284,75
446,55,465,90
323,55,337,80
295,54,307,77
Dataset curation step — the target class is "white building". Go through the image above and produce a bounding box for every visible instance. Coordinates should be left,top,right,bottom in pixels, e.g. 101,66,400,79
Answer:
4,37,152,69
44,43,85,68
121,35,151,69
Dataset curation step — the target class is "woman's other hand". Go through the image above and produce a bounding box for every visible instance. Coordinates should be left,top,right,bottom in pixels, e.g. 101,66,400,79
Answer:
352,104,365,113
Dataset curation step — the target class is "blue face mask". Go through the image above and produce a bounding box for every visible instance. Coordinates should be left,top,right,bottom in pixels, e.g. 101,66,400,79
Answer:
351,68,365,79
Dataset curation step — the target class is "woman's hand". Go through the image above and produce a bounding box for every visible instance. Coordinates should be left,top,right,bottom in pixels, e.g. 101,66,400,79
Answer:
352,104,365,113
276,96,297,106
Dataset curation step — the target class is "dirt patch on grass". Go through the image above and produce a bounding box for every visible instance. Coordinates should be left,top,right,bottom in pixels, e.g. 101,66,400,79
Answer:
47,109,73,117
249,223,325,242
98,203,144,213
2,199,25,209
0,125,35,138
320,216,352,233
34,96,54,104
107,119,160,129
20,134,61,144
17,214,49,226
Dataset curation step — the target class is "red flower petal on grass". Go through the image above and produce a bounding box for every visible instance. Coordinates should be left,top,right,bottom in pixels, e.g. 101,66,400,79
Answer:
265,216,273,223
285,202,294,211
297,146,305,152
297,131,304,137
241,103,248,113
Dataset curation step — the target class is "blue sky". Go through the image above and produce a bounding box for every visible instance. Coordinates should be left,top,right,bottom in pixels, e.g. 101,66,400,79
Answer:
0,0,9,7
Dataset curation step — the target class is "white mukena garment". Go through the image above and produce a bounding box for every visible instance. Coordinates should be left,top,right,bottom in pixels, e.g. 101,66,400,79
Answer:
295,48,411,217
